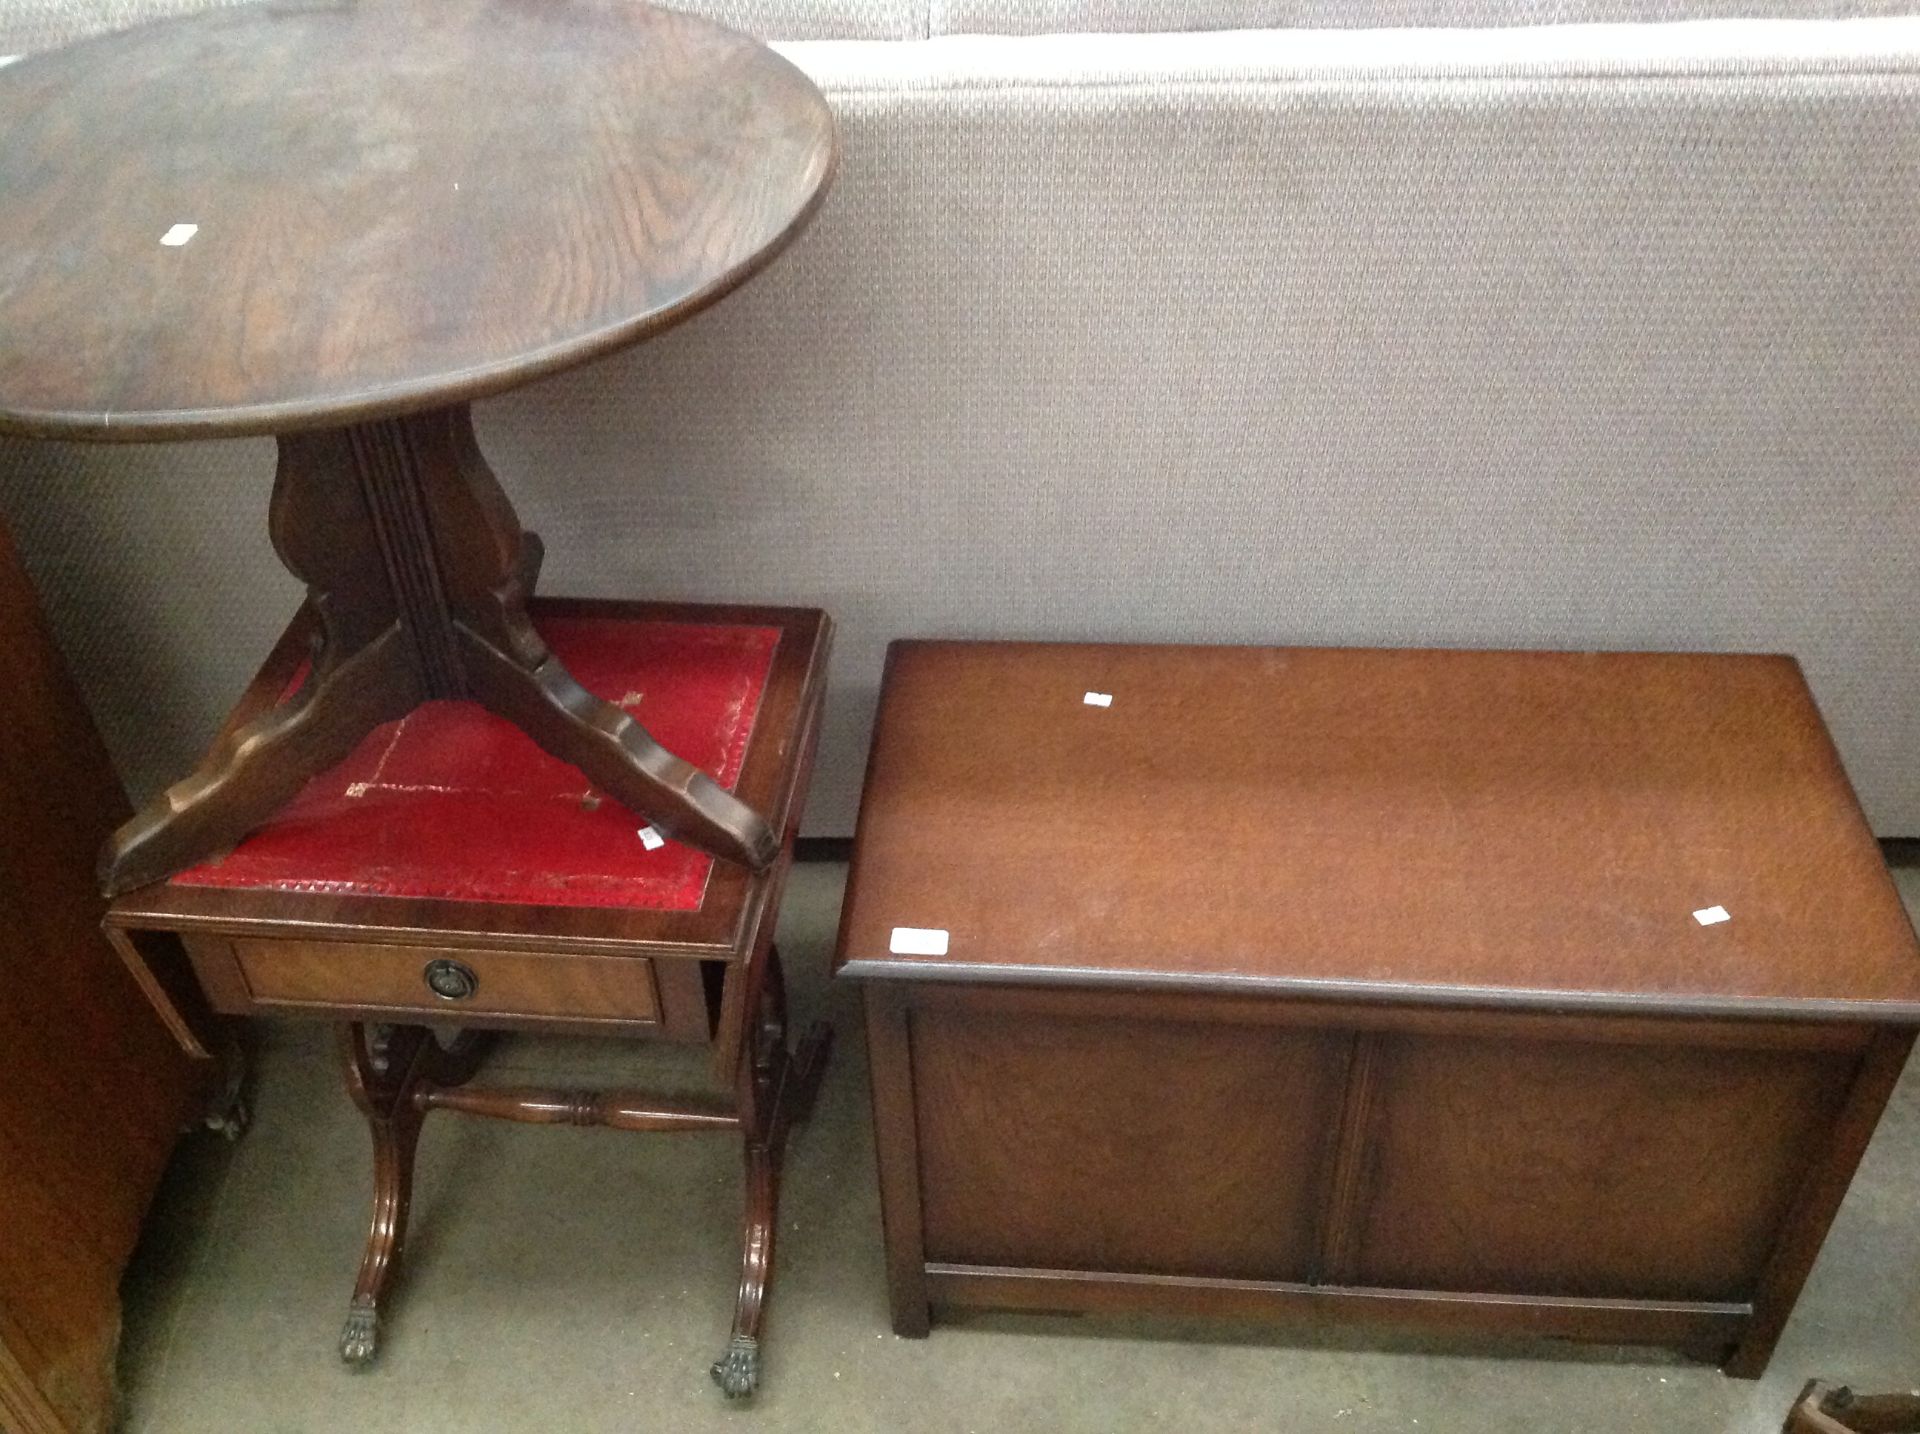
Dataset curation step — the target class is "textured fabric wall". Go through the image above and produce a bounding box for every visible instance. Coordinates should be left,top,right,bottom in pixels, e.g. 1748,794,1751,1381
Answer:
0,0,920,54
8,0,1920,54
936,0,1920,35
1,20,1916,836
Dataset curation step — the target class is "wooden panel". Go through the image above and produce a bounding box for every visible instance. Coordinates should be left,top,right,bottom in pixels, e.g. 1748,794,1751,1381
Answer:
0,1336,69,1434
1,1306,74,1434
652,959,715,1045
232,938,659,1025
0,514,202,1434
1726,1028,1915,1376
865,987,931,1336
910,1005,1348,1279
0,1150,123,1432
1351,1033,1860,1302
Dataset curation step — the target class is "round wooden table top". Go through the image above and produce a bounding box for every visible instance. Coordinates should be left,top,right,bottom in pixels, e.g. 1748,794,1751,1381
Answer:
0,0,836,442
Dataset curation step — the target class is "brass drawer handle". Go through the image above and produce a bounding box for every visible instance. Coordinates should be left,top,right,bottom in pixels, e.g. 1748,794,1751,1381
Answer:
422,958,478,1002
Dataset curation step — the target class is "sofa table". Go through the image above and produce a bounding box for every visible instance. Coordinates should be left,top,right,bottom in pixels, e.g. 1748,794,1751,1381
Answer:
0,0,835,895
836,641,1920,1376
107,598,832,1398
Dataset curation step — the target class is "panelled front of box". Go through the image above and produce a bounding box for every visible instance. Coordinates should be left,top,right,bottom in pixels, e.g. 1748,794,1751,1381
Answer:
902,987,1873,1309
910,1007,1349,1280
1347,1032,1862,1303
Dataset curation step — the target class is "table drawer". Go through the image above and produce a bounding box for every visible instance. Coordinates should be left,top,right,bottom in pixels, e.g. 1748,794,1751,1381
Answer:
231,937,661,1025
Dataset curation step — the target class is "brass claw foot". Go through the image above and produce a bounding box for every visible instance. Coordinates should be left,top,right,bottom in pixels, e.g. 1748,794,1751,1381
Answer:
709,1334,759,1398
339,1297,379,1365
204,1095,250,1142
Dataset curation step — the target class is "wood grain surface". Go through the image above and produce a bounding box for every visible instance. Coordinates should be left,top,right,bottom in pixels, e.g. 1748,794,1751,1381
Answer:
911,1006,1350,1279
0,517,201,1434
0,0,836,439
1349,1031,1858,1301
229,936,663,1024
836,642,1920,1021
861,981,1905,1371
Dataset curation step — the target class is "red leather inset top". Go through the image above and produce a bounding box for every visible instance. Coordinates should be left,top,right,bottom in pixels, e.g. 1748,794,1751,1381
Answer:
172,617,780,911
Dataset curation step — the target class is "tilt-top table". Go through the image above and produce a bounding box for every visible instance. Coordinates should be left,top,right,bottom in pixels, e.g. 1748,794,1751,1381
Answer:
0,0,836,894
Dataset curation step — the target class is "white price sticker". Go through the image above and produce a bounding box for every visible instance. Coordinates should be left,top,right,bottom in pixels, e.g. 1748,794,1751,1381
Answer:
1693,905,1730,926
160,223,199,246
637,826,665,851
889,927,950,956
1083,692,1113,707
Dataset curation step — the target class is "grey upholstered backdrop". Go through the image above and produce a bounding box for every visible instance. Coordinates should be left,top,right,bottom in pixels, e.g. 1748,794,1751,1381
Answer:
6,0,1915,48
1,17,1917,835
934,0,1920,33
0,0,919,51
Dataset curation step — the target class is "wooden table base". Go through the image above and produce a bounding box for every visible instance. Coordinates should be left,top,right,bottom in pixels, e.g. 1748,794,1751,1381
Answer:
335,949,829,1398
100,404,778,895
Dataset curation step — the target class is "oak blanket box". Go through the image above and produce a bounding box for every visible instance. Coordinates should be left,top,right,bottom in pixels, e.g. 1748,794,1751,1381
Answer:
835,641,1920,1375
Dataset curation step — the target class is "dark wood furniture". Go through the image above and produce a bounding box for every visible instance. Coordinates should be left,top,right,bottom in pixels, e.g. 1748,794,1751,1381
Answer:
1786,1383,1920,1434
0,516,205,1434
108,599,833,1398
0,0,836,895
836,641,1920,1376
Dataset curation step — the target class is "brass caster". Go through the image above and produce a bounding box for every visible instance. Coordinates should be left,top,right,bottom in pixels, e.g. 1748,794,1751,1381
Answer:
339,1298,380,1365
709,1334,759,1398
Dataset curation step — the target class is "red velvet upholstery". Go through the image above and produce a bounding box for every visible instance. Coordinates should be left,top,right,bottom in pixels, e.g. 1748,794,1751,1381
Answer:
174,618,780,911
